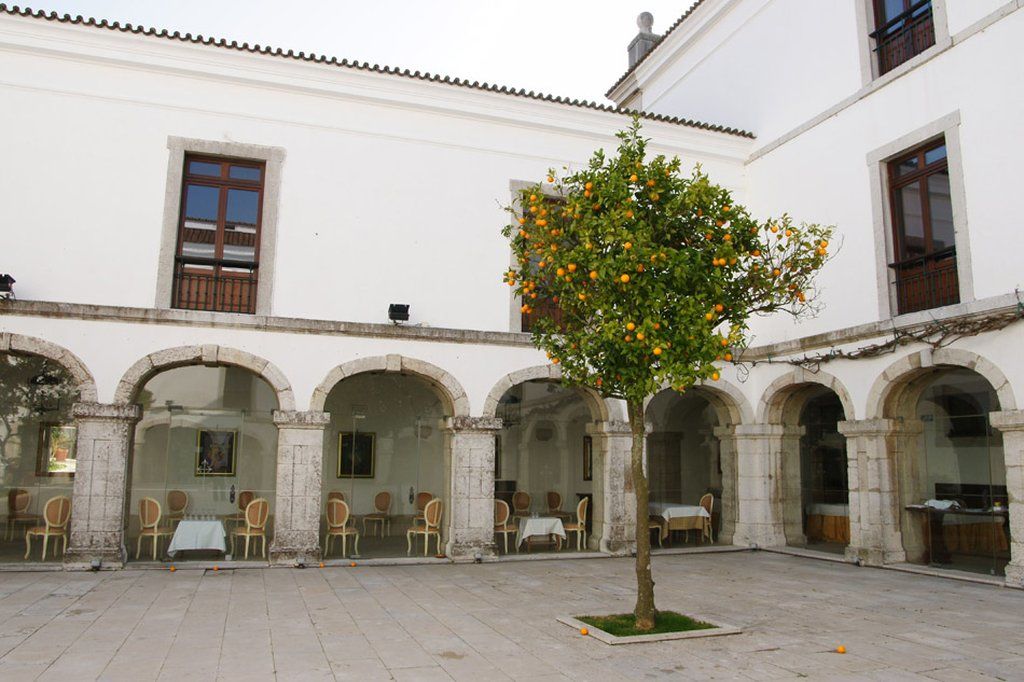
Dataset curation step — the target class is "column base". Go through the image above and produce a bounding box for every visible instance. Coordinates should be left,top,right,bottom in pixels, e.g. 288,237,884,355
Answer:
846,545,906,566
64,547,124,570
732,522,786,548
270,532,320,566
1004,562,1024,588
447,539,497,561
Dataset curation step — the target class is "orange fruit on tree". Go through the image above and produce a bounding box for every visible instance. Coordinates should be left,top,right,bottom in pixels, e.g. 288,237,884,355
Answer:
723,234,732,241
578,293,586,300
620,274,630,283
711,372,720,381
723,205,731,212
585,181,593,190
724,352,733,361
529,194,537,202
518,217,526,225
705,312,714,321
646,179,655,187
556,267,565,276
636,332,645,341
547,175,554,183
653,322,661,330
630,174,638,182
715,304,724,312
626,322,636,331
624,242,632,250
589,270,598,280
536,219,547,227
720,338,728,347
653,347,662,356
567,263,577,272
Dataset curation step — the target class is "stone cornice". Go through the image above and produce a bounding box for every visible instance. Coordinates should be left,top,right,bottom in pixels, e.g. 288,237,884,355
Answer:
272,410,331,428
72,402,141,421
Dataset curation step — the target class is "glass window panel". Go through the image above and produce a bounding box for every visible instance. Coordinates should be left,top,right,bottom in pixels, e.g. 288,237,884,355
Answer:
180,242,216,260
225,189,259,232
222,244,256,263
895,183,925,258
896,156,919,177
924,144,947,165
188,161,221,177
927,171,954,251
229,165,262,182
183,184,220,229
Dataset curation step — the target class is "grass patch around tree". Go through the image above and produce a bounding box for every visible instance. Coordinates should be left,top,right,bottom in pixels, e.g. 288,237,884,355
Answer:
578,611,716,637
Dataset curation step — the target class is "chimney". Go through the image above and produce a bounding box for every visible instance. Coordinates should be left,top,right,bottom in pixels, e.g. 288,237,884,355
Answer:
627,12,659,69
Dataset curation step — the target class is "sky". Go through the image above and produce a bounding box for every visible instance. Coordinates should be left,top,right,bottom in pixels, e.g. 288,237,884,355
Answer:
31,0,690,103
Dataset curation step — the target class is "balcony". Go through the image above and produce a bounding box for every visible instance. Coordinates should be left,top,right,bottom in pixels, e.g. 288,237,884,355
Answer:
172,257,258,314
521,297,563,333
871,0,935,76
890,247,959,315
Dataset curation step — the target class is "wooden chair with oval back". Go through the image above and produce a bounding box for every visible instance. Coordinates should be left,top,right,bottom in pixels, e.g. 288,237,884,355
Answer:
231,498,270,560
411,491,434,527
166,490,189,528
225,490,255,529
563,496,589,551
324,498,360,558
136,497,174,560
362,491,392,538
545,491,573,521
699,492,715,544
493,499,517,554
7,488,40,541
24,496,72,560
511,491,532,521
407,498,443,556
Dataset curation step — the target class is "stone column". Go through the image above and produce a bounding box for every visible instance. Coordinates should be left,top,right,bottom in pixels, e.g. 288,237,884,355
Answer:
712,426,739,544
65,402,141,569
837,418,919,566
269,410,330,565
989,410,1024,587
779,425,806,546
445,416,501,560
731,424,786,547
588,420,634,555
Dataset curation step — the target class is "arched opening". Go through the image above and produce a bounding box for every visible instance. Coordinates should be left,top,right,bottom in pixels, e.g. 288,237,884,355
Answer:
792,388,849,554
320,372,451,559
495,380,598,553
0,352,80,562
892,368,1009,576
645,387,735,548
127,365,279,562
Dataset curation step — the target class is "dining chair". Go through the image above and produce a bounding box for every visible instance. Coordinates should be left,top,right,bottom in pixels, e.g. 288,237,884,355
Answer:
493,499,517,554
411,491,434,527
511,491,531,520
7,488,40,541
563,497,588,551
699,493,714,543
166,490,189,527
136,497,174,560
324,499,359,558
327,490,346,503
231,498,270,559
545,491,572,520
226,490,255,528
362,491,392,538
407,498,443,556
648,515,664,548
24,496,71,560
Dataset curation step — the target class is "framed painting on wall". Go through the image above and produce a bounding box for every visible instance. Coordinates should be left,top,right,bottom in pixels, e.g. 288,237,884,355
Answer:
582,435,593,481
338,432,375,478
36,424,77,476
196,430,237,476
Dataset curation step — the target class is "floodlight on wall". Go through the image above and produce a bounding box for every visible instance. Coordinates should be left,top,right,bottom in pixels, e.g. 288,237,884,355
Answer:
388,303,410,324
0,274,14,300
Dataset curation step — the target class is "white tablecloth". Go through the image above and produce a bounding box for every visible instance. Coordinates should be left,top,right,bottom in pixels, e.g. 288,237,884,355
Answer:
167,520,227,557
648,502,710,521
517,517,566,546
807,503,849,517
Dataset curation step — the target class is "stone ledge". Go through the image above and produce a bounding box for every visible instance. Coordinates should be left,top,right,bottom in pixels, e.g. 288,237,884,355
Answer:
72,402,142,421
556,615,741,645
273,410,331,428
446,416,502,432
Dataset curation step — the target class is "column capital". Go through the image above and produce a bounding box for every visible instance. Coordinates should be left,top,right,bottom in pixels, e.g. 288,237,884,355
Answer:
733,423,787,439
445,416,502,433
989,410,1024,432
272,410,330,429
72,402,141,422
837,418,922,437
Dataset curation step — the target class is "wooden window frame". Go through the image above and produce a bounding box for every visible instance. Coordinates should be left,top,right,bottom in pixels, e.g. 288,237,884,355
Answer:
887,136,959,314
870,0,936,76
173,154,267,314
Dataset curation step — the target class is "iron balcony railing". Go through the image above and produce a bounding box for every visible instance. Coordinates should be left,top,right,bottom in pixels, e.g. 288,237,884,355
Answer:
870,0,935,75
889,247,959,315
172,256,258,314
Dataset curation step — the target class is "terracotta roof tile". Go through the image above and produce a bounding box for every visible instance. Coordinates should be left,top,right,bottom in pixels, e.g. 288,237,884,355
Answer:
0,3,753,139
605,0,708,98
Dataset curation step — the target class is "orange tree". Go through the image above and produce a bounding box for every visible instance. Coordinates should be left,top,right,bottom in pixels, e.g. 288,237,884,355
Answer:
501,121,833,631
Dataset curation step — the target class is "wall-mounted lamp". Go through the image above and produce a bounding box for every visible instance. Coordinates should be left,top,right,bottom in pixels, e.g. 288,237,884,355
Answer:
0,274,14,300
388,303,410,324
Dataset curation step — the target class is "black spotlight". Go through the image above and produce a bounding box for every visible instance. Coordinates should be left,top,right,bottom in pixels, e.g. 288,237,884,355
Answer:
388,303,410,324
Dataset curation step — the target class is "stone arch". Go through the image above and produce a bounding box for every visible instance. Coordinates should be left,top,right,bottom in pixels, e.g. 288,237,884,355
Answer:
481,364,619,423
310,354,469,417
867,348,1016,419
757,368,856,424
647,378,754,426
0,332,98,401
113,345,296,411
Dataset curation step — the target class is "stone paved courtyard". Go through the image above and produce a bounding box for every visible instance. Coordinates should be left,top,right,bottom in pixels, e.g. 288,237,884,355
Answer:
0,551,1021,681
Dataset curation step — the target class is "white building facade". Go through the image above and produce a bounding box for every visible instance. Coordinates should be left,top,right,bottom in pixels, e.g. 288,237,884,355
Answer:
1,2,1022,586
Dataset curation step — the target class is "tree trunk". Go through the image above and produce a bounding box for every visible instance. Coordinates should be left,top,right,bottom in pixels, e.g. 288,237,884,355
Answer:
629,399,656,631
